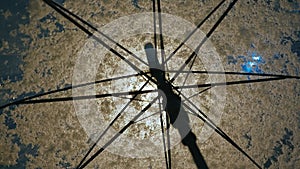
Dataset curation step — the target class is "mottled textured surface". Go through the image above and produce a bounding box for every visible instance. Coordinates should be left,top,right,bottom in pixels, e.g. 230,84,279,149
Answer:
0,0,299,168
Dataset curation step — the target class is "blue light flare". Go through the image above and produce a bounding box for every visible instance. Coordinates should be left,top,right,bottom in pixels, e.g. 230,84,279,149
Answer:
227,44,266,79
242,49,265,79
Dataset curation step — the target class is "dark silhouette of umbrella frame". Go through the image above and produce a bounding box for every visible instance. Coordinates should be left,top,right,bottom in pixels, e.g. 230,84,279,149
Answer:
1,0,299,168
